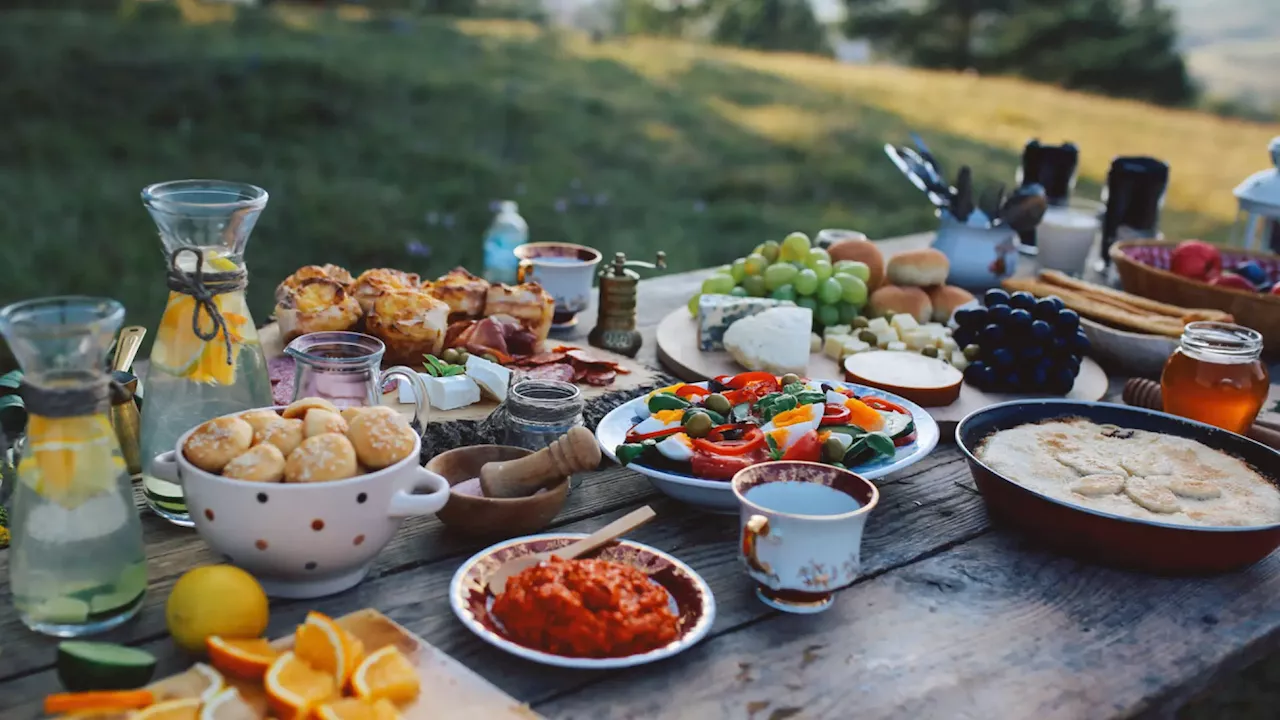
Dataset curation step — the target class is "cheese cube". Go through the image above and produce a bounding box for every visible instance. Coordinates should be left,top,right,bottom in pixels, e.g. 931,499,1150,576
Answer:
465,355,511,402
873,327,899,347
867,317,891,334
423,375,481,411
823,324,851,339
841,337,871,356
938,336,960,354
886,341,907,352
824,334,851,361
950,350,970,372
890,314,919,333
901,330,931,351
810,333,822,354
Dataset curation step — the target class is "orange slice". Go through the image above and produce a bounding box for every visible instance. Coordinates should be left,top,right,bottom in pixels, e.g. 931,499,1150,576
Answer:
350,646,419,704
295,612,364,688
134,698,202,720
199,687,261,720
315,697,403,720
207,636,281,681
148,663,224,704
264,651,337,720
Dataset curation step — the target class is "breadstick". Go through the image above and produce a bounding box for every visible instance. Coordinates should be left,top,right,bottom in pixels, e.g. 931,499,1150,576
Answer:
1037,270,1232,322
1001,278,1187,337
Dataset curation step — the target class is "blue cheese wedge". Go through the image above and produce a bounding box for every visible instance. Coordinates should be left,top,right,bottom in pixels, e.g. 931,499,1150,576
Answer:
697,294,794,351
723,306,813,375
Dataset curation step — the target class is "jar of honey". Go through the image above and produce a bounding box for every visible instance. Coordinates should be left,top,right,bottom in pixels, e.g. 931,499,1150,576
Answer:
1161,322,1269,434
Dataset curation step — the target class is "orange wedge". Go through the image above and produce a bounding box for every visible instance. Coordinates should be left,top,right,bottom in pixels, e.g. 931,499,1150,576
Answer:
207,636,280,681
134,698,202,720
295,612,364,688
350,646,419,704
315,697,403,720
264,651,337,720
148,663,225,704
199,687,261,720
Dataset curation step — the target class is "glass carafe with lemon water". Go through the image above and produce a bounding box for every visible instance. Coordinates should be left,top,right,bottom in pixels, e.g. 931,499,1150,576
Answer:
0,297,147,636
138,180,273,526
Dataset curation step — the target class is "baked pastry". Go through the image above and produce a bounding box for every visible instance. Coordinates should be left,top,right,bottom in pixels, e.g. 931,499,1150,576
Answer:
274,277,363,343
484,282,555,344
239,409,284,436
347,408,417,470
827,237,886,290
926,285,975,323
284,433,359,483
222,444,286,483
275,264,353,304
303,408,348,438
351,268,422,314
868,285,933,324
254,417,304,457
430,267,489,321
282,397,340,420
886,249,950,287
364,289,450,365
184,416,254,473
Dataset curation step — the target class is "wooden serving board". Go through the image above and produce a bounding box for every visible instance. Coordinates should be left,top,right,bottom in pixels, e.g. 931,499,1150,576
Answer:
153,609,538,719
259,323,660,423
655,307,1108,430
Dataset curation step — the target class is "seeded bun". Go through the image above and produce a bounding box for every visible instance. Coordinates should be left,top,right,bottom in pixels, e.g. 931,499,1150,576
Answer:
926,285,975,323
868,285,933,324
827,237,886,290
284,433,359,483
223,444,286,483
282,397,340,420
886,249,950,287
303,408,348,438
183,416,254,473
254,418,304,457
347,408,417,470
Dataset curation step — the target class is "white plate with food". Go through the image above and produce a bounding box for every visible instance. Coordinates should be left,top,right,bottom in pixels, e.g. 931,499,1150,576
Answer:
449,533,715,669
596,373,940,513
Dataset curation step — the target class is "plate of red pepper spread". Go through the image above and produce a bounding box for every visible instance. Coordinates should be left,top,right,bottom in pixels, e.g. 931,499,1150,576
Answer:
450,534,716,669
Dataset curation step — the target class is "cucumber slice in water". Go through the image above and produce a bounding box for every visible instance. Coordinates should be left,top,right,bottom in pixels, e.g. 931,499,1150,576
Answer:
27,597,90,624
89,587,145,618
57,641,157,692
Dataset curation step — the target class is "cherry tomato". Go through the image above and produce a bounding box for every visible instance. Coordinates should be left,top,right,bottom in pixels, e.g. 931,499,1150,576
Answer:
781,430,822,463
690,451,755,480
675,385,711,399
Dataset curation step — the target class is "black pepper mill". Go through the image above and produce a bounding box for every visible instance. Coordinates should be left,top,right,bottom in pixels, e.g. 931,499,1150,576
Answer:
588,251,666,358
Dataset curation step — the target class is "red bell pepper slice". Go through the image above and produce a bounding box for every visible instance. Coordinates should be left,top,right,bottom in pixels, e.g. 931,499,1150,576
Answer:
625,426,684,443
780,429,822,462
723,371,778,390
861,396,910,415
675,385,711,399
693,425,765,456
820,403,852,426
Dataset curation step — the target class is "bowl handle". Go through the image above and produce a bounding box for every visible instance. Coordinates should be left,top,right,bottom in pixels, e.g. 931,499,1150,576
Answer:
388,466,450,518
151,450,181,487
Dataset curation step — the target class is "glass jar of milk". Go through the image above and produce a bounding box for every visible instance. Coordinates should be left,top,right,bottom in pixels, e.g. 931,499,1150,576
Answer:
1036,199,1106,276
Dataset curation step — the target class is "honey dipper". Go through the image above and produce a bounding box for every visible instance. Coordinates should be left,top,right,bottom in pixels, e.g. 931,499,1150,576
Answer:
1122,378,1280,449
478,426,602,499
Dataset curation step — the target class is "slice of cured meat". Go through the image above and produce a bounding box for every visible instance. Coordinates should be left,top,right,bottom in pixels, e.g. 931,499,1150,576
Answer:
519,363,576,383
444,319,475,348
583,369,616,386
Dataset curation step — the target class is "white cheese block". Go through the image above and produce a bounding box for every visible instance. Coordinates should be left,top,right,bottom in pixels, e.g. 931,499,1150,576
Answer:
900,330,931,351
890,314,919,333
696,294,794,351
823,324,851,339
810,333,822,353
421,375,481,411
823,334,851,360
950,350,970,372
464,355,511,402
723,306,813,375
886,341,907,352
841,337,872,356
873,327,899,347
867,317,891,333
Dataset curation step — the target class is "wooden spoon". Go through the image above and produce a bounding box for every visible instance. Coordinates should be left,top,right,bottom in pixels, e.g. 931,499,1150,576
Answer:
478,426,601,499
488,505,657,595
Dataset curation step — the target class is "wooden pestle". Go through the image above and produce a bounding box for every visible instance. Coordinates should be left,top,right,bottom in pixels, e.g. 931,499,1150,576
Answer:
479,426,602,499
1122,378,1280,449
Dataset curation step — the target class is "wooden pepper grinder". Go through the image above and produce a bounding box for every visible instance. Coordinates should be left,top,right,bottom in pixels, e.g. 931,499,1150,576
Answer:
588,251,666,358
479,426,602,499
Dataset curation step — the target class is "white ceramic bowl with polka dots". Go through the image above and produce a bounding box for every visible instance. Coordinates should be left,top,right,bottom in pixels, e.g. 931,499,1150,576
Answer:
151,408,449,599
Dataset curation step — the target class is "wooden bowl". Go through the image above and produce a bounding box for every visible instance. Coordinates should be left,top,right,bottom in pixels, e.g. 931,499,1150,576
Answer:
427,445,569,539
1110,239,1280,351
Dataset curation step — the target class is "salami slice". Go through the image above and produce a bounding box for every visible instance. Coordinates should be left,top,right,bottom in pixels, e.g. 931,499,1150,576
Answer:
583,369,617,386
519,363,576,383
566,348,608,365
525,351,568,365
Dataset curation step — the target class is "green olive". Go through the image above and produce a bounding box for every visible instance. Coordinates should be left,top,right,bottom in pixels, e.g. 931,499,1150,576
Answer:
921,346,940,358
441,348,460,364
851,316,870,329
858,330,878,344
704,393,732,416
780,373,801,386
963,344,982,361
483,353,499,364
684,412,713,438
882,310,896,321
823,436,846,463
456,349,471,363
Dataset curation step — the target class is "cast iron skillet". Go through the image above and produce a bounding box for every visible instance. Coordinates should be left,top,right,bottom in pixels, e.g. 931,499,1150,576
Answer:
957,400,1280,574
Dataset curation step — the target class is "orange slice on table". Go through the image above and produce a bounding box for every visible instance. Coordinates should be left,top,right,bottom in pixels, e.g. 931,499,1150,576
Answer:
315,697,403,720
199,687,261,720
207,636,281,680
294,611,364,688
148,663,224,704
264,651,337,720
134,698,202,720
350,646,419,704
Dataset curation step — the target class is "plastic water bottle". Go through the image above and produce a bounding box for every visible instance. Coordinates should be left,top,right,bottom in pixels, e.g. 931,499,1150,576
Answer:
482,201,528,284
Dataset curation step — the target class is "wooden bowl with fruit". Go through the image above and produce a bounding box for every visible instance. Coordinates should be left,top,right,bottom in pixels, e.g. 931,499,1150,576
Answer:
1110,239,1280,352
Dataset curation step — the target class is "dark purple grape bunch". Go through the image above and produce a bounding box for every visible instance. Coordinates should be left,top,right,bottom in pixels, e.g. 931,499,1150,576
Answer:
952,289,1089,394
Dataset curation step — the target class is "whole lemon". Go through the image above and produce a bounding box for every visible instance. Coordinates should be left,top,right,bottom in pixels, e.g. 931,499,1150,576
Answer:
166,565,269,653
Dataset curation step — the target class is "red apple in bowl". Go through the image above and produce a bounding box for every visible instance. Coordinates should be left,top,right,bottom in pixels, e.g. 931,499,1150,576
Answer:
1208,272,1256,292
1170,240,1223,281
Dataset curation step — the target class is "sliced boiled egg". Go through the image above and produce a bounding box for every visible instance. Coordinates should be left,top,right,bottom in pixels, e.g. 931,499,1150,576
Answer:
636,383,688,418
631,408,686,435
760,403,823,450
655,432,696,461
825,389,851,405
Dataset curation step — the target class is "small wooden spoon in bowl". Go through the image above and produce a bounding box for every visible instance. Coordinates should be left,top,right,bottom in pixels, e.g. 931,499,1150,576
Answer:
487,505,657,595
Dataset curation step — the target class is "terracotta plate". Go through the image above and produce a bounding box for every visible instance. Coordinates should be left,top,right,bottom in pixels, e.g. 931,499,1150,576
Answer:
449,534,716,669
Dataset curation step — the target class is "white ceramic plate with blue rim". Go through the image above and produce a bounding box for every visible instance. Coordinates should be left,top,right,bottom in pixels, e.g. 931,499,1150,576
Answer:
596,380,940,513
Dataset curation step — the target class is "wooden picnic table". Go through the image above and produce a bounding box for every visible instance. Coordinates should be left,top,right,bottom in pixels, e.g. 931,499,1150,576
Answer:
2,233,1279,719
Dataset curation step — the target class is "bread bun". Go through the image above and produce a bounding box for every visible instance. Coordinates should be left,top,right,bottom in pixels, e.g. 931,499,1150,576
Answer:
254,418,305,457
282,397,340,420
303,408,348,438
886,249,950,287
926,285,975,323
239,409,283,436
223,444,286,483
284,433,359,483
183,416,254,473
868,285,933,324
827,238,886,290
347,408,417,470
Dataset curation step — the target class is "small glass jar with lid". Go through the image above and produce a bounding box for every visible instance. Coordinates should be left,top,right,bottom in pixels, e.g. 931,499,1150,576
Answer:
1233,136,1280,252
502,379,586,488
1161,322,1269,434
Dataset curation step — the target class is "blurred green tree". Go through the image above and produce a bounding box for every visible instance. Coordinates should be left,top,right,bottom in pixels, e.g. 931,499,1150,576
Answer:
711,0,832,55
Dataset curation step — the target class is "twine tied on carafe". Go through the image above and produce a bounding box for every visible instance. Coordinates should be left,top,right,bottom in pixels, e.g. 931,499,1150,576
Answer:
165,246,247,366
20,379,121,418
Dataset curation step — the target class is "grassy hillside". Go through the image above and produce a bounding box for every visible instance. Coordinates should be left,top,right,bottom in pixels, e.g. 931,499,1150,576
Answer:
1167,0,1280,107
1,4,1278,334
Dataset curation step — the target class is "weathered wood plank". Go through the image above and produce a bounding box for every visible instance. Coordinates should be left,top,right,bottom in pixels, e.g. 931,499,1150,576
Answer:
0,448,986,718
535,532,1280,720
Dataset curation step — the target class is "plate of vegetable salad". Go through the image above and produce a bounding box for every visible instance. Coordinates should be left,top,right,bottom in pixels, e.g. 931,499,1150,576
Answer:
596,371,939,513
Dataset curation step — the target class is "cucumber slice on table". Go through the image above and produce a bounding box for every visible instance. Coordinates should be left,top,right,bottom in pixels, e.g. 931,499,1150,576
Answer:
57,641,157,692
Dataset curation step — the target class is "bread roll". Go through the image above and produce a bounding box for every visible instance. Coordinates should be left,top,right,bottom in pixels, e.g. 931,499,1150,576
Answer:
282,397,340,420
347,408,417,470
827,238,886,290
303,408,348,438
239,409,284,436
254,418,305,457
284,433,359,483
183,416,254,473
868,285,933,324
926,285,975,323
886,249,950,287
223,444,286,483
